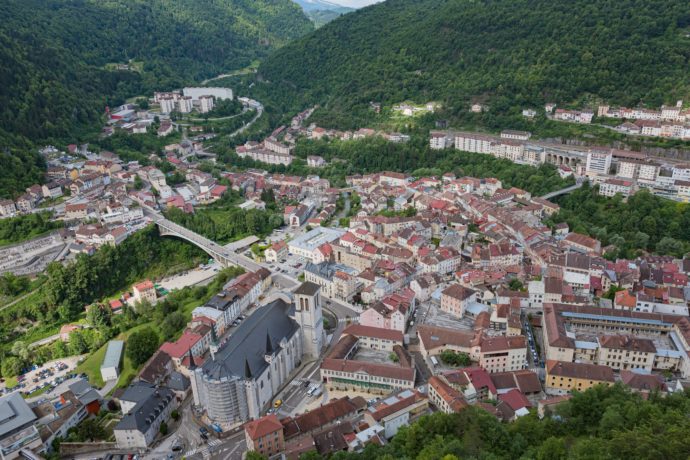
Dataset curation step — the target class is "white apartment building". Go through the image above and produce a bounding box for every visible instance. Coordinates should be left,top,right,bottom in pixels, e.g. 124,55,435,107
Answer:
638,163,659,183
159,97,176,114
586,150,612,175
429,131,452,150
500,130,531,141
178,96,193,113
672,165,690,182
599,179,632,197
454,132,493,154
616,161,639,179
199,95,215,113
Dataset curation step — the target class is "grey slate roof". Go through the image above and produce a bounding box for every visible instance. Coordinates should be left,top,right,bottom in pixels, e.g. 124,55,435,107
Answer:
294,281,320,296
0,392,37,437
119,381,157,405
68,378,101,406
167,371,190,392
101,340,124,370
200,299,299,381
115,386,174,433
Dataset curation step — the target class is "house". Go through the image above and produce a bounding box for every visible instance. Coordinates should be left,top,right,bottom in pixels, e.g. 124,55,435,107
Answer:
545,360,614,394
0,199,17,216
265,240,288,263
342,324,404,351
427,376,468,414
114,385,177,448
244,414,285,457
440,284,477,318
133,280,157,305
307,156,326,167
364,389,428,439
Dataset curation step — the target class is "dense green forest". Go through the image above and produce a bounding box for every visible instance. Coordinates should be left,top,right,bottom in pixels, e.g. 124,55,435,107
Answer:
255,0,690,128
221,136,573,195
550,185,690,258
0,0,312,197
284,385,690,460
0,212,63,247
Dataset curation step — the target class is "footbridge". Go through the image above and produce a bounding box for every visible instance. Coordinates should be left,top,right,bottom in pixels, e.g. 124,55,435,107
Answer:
540,180,585,200
156,218,263,271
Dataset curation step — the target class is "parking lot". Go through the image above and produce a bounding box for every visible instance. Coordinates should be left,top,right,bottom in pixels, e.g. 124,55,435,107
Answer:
0,355,83,397
421,301,476,331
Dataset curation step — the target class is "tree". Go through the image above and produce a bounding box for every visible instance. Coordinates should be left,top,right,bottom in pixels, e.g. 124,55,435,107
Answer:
439,350,471,367
87,303,112,330
126,327,159,366
161,312,187,340
11,341,30,361
171,410,180,421
508,279,524,291
68,331,89,355
159,421,168,435
1,356,24,377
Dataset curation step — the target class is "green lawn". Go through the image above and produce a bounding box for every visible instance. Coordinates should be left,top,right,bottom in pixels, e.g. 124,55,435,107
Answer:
76,321,165,391
22,385,51,399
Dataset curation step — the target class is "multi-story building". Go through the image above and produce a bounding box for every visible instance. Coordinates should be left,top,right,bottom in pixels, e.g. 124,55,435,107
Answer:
133,280,157,305
364,390,428,439
159,97,176,114
440,284,477,318
598,178,633,197
427,376,468,414
545,360,614,394
586,150,612,175
0,393,42,460
199,95,215,113
429,131,453,150
244,414,284,458
264,241,288,263
0,199,17,217
597,335,656,372
304,262,358,301
454,132,493,154
638,163,660,183
177,96,193,113
114,385,177,449
542,304,690,377
342,324,404,352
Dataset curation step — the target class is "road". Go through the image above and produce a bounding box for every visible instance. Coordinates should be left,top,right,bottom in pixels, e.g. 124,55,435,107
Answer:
228,101,263,137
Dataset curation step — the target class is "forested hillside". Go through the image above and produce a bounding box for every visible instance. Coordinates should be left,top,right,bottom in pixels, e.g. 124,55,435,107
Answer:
257,0,690,128
0,0,312,197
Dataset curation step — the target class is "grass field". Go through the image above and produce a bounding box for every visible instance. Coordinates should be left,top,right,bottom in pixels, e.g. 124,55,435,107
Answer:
76,313,197,391
22,385,50,399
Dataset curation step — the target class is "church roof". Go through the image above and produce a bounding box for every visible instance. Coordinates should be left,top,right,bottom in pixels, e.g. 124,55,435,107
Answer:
199,299,299,381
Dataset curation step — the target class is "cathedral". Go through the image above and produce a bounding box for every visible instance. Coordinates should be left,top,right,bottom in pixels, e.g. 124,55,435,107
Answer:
190,282,324,425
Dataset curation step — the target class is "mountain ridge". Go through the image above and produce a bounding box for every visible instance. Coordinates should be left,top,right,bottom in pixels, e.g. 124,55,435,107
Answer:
257,0,690,128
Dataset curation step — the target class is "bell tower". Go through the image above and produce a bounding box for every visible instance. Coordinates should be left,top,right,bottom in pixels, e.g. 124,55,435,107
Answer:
293,281,324,359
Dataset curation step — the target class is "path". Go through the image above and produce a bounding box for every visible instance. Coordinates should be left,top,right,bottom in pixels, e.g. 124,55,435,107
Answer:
0,289,36,312
200,67,257,85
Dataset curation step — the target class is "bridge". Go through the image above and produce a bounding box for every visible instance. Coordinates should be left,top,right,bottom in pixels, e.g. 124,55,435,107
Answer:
540,180,585,200
155,218,264,271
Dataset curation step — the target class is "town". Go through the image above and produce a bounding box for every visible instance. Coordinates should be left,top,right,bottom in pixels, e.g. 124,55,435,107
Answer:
2,85,690,460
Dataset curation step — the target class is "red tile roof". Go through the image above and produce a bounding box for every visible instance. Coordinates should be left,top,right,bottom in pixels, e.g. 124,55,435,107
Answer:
244,414,283,440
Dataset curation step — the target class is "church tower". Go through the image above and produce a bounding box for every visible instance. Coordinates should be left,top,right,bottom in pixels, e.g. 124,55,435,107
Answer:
293,281,324,359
